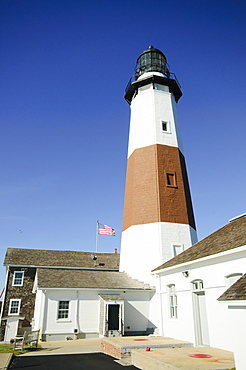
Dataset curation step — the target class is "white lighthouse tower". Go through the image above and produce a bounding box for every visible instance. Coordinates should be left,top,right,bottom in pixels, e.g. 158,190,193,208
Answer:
120,46,197,284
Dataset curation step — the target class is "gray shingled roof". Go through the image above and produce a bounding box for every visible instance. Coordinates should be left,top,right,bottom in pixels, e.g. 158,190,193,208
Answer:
4,248,120,270
218,274,246,301
153,216,246,272
37,268,153,290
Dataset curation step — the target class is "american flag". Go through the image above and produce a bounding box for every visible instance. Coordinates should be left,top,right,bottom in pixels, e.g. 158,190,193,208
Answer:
98,223,116,236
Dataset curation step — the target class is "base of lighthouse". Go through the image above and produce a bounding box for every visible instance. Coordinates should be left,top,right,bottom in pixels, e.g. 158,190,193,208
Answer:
120,222,197,284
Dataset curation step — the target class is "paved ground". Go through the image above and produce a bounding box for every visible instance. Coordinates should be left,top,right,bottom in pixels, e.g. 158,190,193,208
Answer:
132,346,235,370
9,353,137,369
0,352,13,370
22,337,102,356
101,335,192,352
0,337,235,369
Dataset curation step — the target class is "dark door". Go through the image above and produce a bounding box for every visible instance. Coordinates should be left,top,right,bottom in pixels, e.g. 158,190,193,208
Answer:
108,304,120,330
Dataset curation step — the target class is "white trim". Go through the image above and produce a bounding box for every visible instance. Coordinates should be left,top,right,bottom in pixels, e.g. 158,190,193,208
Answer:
153,244,246,275
40,290,47,336
0,267,9,319
1,316,24,320
32,271,38,293
8,299,21,315
4,264,119,271
57,300,70,321
221,300,246,306
167,284,177,319
37,287,154,292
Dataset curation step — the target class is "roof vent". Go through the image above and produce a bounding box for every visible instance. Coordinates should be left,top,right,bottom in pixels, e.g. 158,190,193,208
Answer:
229,212,246,223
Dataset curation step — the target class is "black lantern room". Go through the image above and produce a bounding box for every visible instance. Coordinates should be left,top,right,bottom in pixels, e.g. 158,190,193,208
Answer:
135,46,170,79
125,46,182,105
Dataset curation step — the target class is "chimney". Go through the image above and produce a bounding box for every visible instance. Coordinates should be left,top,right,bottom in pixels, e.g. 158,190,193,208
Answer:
114,248,117,254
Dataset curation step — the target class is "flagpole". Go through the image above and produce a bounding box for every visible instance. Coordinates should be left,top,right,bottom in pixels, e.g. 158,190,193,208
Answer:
96,220,99,253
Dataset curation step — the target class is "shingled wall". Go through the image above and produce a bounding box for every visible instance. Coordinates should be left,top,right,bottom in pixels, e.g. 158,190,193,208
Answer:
0,267,36,340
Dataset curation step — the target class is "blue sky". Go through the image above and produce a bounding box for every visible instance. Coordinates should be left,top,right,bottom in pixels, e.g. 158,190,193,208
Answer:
0,0,246,290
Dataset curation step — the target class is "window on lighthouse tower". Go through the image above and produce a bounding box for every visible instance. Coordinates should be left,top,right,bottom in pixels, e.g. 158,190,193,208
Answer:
161,120,171,133
162,121,168,131
166,172,177,188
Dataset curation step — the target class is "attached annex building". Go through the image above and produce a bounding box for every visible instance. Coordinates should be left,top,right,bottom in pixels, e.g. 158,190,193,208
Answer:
0,249,154,342
153,214,246,363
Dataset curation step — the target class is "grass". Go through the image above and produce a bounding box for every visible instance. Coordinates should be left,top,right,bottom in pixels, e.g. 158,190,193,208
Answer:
0,343,40,356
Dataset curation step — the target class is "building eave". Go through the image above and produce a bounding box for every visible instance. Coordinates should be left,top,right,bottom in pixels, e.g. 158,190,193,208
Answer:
37,287,155,291
218,300,246,305
4,264,119,272
153,244,246,275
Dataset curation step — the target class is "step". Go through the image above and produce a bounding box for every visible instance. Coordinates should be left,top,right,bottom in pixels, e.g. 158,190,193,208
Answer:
131,346,235,370
101,336,192,361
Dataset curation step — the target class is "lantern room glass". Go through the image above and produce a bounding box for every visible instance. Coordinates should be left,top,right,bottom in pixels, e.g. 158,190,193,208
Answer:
135,47,170,79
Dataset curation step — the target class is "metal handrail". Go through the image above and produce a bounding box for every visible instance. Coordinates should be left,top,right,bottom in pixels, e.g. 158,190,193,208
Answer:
125,72,181,93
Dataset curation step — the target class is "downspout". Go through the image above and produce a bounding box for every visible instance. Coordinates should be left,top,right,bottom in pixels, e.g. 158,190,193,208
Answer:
75,290,80,338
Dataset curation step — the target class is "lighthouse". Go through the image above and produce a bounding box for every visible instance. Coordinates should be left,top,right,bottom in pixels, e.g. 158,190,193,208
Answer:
120,46,197,284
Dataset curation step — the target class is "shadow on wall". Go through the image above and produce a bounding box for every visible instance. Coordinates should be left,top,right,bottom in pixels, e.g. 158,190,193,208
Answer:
124,300,156,336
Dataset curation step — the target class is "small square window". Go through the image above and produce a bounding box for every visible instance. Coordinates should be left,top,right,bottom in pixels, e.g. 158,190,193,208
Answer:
173,245,184,257
13,272,24,286
166,173,177,188
161,120,170,133
9,299,21,315
58,301,69,319
162,121,168,131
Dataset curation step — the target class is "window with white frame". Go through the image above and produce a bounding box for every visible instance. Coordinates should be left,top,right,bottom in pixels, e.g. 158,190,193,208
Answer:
9,299,21,315
12,271,24,286
161,120,170,133
173,245,184,257
168,284,177,319
57,301,69,319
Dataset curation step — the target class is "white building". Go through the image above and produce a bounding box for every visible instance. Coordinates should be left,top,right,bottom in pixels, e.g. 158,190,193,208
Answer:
152,214,246,367
0,249,154,341
218,272,246,370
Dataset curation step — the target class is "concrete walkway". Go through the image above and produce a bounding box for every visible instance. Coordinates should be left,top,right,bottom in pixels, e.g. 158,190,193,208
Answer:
23,337,101,356
132,346,235,370
0,353,13,370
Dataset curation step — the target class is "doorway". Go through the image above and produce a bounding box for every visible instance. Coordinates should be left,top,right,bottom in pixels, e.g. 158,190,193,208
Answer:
98,295,124,337
4,318,19,342
192,280,210,346
108,304,120,331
